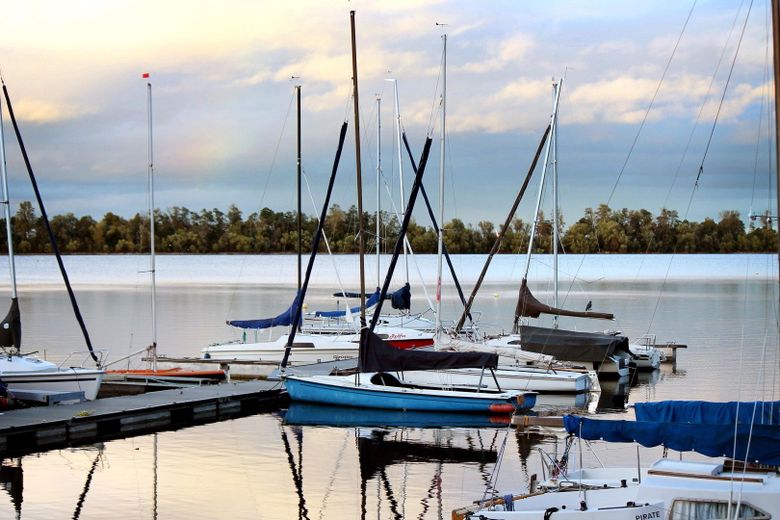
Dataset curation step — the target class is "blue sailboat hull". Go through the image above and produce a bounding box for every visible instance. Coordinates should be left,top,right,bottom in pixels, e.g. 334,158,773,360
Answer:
284,375,535,413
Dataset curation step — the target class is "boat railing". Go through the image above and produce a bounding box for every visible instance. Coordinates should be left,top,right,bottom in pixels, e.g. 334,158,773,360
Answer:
60,349,108,369
636,334,658,348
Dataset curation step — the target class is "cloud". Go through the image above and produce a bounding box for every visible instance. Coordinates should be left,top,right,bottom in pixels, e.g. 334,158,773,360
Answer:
232,70,272,88
457,35,536,74
12,98,94,124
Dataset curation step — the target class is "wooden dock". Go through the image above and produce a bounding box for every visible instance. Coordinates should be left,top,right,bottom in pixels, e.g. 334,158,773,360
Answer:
0,380,286,458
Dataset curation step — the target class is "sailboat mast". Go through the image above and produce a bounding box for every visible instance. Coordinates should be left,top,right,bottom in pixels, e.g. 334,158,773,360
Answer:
376,95,381,287
350,10,366,324
435,33,447,338
522,78,563,281
0,97,17,301
772,0,780,301
551,79,560,325
296,84,302,293
146,79,158,370
390,79,410,284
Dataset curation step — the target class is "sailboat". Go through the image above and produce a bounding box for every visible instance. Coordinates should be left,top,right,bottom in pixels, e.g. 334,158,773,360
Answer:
202,81,434,365
105,75,224,385
392,47,595,395
0,80,103,402
284,12,535,414
446,77,632,380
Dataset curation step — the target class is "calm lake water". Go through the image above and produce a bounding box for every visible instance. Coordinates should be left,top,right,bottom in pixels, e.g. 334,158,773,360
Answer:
0,254,778,519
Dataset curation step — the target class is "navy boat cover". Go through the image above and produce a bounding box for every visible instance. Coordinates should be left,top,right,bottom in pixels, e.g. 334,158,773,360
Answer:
564,400,780,466
358,329,498,373
227,292,302,330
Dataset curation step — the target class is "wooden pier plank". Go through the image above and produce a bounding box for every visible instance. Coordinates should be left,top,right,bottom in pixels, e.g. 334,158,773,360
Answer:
0,380,285,457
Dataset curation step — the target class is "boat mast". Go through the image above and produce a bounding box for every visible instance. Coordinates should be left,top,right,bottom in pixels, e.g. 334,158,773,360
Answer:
296,84,302,296
146,78,158,370
435,32,447,339
350,10,366,325
376,95,381,287
0,95,17,305
773,0,780,304
551,78,560,327
521,78,563,281
388,79,410,285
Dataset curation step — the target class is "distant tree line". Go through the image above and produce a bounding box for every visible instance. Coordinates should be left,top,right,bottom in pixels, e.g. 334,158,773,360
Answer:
0,201,775,255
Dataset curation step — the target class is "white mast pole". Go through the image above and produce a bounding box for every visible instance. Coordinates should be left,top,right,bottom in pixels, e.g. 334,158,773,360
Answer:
387,79,410,285
522,77,563,281
435,33,447,339
552,78,560,327
0,97,17,302
146,79,158,370
376,95,381,287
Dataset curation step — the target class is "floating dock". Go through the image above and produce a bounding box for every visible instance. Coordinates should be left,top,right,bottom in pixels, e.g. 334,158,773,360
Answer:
0,380,286,458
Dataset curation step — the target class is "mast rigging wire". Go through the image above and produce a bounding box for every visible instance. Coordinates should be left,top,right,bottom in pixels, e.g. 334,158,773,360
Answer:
605,0,699,207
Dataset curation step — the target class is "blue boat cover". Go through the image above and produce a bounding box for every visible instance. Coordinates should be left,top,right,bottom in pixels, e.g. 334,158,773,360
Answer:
314,288,381,318
635,400,780,425
227,292,302,330
389,282,411,310
564,400,780,466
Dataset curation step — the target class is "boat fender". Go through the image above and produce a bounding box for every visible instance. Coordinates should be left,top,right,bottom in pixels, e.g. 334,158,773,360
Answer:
621,479,627,488
580,500,587,511
543,507,559,520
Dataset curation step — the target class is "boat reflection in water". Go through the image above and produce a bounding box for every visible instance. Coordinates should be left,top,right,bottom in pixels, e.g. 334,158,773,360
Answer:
0,459,22,519
279,410,504,520
2,445,104,520
279,401,562,519
282,402,514,428
594,375,631,413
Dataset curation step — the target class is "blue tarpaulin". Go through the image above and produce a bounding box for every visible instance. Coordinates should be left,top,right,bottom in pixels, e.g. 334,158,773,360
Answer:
227,292,302,330
635,400,780,425
563,400,780,466
314,288,381,318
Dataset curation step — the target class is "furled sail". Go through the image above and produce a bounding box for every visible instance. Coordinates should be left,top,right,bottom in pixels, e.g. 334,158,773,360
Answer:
564,400,780,466
314,288,381,318
515,278,614,320
227,292,302,330
0,298,21,349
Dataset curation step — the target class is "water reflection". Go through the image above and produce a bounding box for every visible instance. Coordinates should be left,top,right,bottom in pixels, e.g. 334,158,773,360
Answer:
595,376,631,413
278,407,507,520
282,402,512,429
72,448,102,520
1,459,22,519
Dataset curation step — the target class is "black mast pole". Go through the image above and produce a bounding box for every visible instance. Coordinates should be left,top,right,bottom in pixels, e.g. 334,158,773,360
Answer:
455,124,551,333
369,137,433,332
401,132,471,322
280,123,348,369
2,82,100,366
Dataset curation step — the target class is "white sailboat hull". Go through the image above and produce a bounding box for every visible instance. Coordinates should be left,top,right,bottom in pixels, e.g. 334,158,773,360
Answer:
0,355,103,401
202,327,433,363
464,459,780,519
398,366,592,393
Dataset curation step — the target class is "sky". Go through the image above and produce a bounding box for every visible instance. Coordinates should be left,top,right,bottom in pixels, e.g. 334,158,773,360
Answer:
0,0,775,229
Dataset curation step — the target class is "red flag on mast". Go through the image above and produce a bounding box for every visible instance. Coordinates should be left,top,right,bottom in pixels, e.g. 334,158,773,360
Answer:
142,73,150,78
